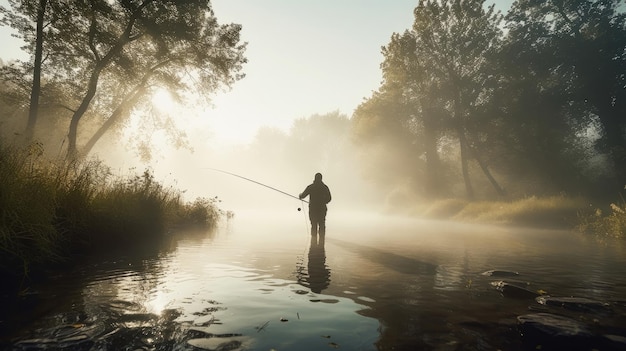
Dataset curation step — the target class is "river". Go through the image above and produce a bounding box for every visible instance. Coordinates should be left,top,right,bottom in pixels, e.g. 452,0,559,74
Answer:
1,210,625,350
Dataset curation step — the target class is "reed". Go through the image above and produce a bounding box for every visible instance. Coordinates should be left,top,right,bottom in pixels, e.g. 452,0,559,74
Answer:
0,141,221,282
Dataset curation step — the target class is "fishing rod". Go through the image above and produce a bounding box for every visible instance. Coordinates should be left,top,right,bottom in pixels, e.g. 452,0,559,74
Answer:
203,167,309,204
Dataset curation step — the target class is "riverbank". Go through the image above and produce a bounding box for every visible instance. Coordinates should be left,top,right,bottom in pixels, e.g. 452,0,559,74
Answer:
0,143,222,292
391,194,626,238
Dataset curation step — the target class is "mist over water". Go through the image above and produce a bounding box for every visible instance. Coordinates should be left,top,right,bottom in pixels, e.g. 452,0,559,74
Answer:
93,118,383,216
4,209,625,350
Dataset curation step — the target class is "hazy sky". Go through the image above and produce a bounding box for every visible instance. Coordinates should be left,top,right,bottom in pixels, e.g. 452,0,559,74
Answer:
0,1,512,147
208,0,419,145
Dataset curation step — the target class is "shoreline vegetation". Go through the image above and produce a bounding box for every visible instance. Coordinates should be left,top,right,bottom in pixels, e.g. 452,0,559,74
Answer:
0,142,222,292
390,193,626,238
2,143,625,295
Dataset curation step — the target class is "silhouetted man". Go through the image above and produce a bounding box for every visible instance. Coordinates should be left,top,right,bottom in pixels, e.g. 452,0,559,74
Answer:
299,173,331,236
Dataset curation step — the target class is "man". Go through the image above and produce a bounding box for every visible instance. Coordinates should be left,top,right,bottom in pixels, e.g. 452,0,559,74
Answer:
299,172,332,236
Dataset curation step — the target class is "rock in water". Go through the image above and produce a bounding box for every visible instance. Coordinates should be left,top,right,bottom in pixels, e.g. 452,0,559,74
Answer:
481,270,519,277
517,313,594,351
491,281,539,299
535,296,612,314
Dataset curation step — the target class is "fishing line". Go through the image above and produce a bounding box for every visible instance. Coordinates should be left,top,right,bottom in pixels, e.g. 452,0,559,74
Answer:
204,167,312,238
301,199,309,234
203,167,308,203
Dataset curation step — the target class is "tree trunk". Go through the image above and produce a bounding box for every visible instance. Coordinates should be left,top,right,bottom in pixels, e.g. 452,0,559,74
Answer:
421,102,444,196
80,86,146,156
65,3,145,158
67,66,102,159
453,91,474,200
24,0,48,142
596,102,626,186
469,145,506,197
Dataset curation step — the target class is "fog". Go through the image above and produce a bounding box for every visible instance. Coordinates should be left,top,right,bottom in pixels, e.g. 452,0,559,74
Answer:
1,0,624,223
88,111,386,217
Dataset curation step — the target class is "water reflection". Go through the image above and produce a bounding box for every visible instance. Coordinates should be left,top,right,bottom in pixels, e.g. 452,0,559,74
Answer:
2,225,379,351
4,214,626,350
297,235,331,293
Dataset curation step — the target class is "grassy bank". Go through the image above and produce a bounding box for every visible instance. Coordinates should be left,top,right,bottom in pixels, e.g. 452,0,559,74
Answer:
0,142,221,286
406,194,626,238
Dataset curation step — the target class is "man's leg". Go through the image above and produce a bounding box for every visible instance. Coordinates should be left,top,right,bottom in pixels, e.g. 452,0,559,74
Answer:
309,211,318,236
319,207,327,236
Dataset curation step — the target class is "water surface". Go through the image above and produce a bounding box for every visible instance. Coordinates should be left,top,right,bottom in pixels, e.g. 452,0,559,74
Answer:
2,210,626,350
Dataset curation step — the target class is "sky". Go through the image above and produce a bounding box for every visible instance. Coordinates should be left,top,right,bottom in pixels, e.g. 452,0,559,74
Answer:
0,1,513,147
206,0,418,145
0,1,418,145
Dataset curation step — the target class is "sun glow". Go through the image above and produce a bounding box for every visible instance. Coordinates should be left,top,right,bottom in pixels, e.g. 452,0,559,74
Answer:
151,88,177,112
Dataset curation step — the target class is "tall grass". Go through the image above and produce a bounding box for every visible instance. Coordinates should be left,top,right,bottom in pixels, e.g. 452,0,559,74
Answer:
416,195,586,228
415,192,626,237
452,195,586,228
0,143,61,278
577,191,626,239
0,142,221,283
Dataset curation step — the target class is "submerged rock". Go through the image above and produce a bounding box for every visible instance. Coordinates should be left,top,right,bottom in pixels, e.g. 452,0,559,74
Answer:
517,313,594,350
536,296,612,314
491,281,540,299
187,336,253,351
481,270,519,277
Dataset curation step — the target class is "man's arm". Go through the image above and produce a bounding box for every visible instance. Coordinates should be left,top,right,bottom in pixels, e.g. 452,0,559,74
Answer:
299,185,311,200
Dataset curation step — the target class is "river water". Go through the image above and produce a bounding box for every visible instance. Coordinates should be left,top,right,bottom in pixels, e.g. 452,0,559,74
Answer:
2,210,626,350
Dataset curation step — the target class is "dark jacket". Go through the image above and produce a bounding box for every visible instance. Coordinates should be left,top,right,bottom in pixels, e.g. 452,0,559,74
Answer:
300,180,331,210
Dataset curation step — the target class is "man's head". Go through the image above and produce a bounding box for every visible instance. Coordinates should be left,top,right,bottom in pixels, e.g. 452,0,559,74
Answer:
314,172,322,182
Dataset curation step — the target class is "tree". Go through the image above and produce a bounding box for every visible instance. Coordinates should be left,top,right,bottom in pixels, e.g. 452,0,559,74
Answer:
1,0,247,158
353,0,505,199
505,0,626,188
25,0,46,142
353,31,444,198
411,0,505,199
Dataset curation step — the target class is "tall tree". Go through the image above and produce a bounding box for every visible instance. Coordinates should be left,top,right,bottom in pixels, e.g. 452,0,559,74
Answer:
353,30,447,197
354,0,504,199
25,0,47,142
0,0,59,142
505,0,626,187
411,0,504,199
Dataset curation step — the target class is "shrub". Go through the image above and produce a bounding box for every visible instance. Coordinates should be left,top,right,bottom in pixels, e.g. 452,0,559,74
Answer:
578,190,626,239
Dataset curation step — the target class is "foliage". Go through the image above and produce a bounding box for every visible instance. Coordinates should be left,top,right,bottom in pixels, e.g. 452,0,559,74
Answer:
0,0,247,157
351,0,626,204
0,140,221,282
505,0,626,183
353,0,505,199
578,189,626,239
